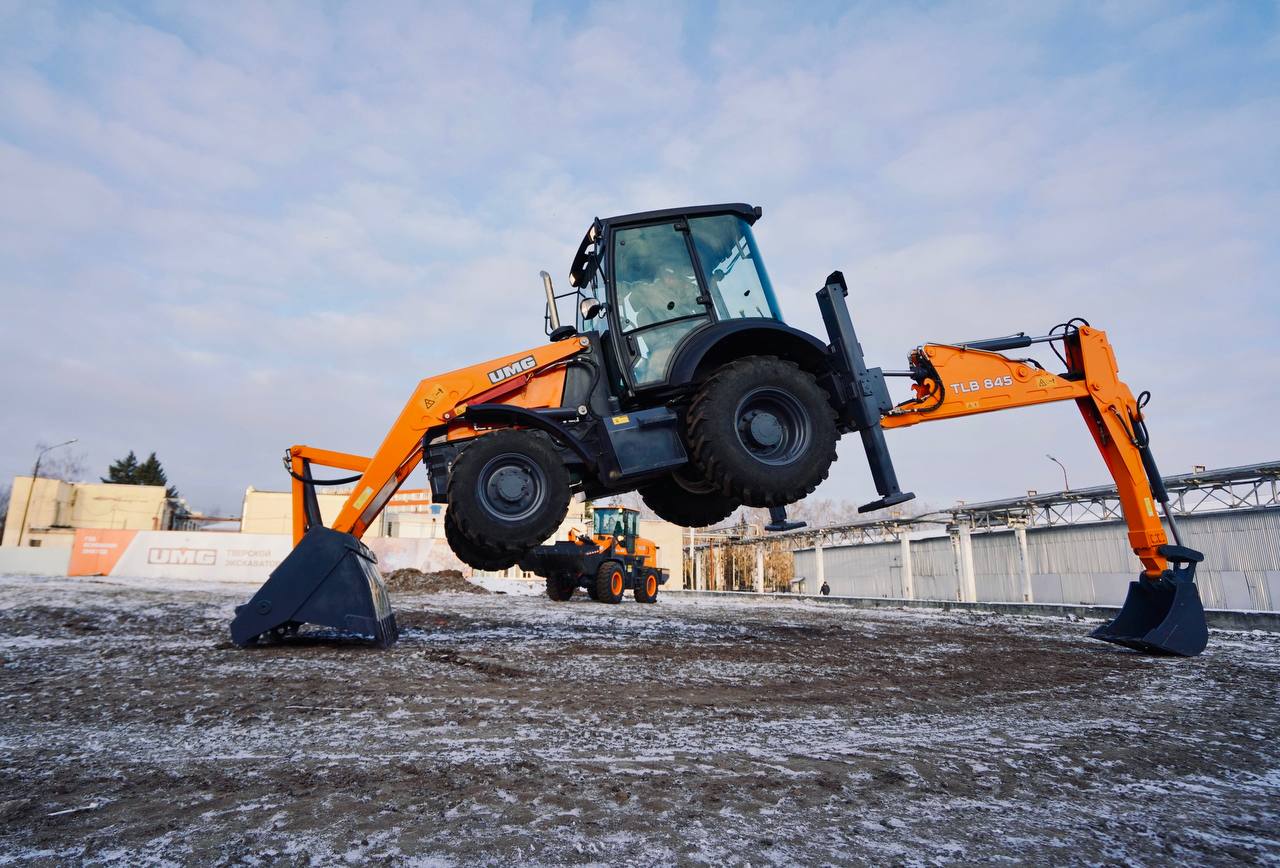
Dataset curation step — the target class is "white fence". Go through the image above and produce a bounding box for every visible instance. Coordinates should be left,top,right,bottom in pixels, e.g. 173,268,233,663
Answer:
0,546,72,576
794,509,1280,612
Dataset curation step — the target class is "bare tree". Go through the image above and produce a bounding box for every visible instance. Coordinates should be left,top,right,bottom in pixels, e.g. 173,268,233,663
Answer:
0,482,9,539
593,490,658,520
32,442,88,482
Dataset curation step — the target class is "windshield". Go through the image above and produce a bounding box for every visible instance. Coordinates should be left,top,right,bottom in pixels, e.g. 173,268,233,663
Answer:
688,215,782,322
593,507,638,539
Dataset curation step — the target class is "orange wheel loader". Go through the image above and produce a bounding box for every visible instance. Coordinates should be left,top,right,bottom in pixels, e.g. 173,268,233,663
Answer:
521,506,668,604
230,203,1207,656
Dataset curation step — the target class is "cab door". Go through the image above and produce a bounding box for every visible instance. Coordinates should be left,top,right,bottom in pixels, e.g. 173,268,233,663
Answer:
610,221,710,389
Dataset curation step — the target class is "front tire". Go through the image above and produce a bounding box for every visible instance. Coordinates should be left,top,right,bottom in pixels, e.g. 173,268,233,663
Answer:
594,560,625,604
545,573,576,601
447,430,571,553
687,356,838,508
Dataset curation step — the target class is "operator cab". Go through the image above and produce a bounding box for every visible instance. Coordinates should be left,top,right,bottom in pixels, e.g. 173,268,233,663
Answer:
592,505,639,546
552,204,784,395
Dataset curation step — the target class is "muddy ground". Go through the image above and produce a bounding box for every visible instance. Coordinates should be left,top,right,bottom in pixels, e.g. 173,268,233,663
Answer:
0,574,1277,866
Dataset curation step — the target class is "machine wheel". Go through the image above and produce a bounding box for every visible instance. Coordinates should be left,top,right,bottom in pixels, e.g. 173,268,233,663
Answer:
444,510,521,571
594,560,625,604
634,569,659,604
545,573,576,602
448,430,571,554
687,356,838,508
639,473,739,527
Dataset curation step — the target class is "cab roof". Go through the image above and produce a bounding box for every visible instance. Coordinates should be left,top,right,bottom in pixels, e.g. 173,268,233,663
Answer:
569,203,762,288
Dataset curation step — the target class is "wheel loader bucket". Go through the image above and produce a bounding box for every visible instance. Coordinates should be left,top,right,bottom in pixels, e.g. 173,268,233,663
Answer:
1090,571,1207,657
230,527,398,647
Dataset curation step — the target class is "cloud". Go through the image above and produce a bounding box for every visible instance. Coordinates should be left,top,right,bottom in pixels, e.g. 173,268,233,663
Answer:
0,1,1276,515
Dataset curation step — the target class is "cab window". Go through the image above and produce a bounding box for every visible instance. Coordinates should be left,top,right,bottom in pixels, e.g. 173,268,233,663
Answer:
613,224,703,331
613,223,709,386
688,215,782,321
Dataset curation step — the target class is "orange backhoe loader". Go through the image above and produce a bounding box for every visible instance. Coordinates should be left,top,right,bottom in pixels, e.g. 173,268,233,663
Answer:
230,203,1207,656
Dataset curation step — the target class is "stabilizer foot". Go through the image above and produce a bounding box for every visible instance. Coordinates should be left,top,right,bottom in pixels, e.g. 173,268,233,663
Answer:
765,506,805,532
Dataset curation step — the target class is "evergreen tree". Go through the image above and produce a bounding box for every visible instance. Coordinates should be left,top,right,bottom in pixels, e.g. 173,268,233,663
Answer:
103,450,179,498
135,452,179,498
102,451,140,484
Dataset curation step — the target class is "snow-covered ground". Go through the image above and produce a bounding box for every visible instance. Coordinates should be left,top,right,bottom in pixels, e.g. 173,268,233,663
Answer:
1,573,1277,865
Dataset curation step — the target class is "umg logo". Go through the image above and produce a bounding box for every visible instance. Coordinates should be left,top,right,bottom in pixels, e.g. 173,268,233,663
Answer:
147,547,216,566
487,355,536,384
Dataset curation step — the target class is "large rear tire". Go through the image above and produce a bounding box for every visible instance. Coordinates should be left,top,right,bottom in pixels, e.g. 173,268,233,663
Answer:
634,569,659,604
687,356,838,508
444,510,520,571
639,472,739,528
448,430,571,554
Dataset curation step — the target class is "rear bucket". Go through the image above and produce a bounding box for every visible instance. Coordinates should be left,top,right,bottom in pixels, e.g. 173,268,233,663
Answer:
230,527,398,647
1090,573,1207,657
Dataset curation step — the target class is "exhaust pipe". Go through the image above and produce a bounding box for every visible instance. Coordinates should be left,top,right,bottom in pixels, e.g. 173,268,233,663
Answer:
542,270,560,330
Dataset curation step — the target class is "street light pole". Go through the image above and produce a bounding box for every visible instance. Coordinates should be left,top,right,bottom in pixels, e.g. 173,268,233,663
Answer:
1045,453,1070,491
15,439,78,547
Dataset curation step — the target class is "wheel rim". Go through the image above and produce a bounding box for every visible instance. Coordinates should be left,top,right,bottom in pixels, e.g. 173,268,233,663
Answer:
672,466,718,494
734,387,812,466
477,451,547,523
611,571,623,596
646,575,657,595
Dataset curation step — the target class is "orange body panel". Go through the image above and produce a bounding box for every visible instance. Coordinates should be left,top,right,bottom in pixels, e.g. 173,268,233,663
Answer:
589,534,660,569
882,327,1169,576
445,366,568,442
286,339,587,545
567,527,661,569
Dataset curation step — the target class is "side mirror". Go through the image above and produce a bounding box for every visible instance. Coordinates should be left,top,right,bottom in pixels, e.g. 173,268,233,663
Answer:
579,297,603,321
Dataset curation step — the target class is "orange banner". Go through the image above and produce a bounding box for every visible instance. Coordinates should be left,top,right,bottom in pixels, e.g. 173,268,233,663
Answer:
68,529,138,576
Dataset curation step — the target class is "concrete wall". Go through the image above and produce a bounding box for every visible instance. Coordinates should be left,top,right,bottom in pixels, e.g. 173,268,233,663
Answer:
794,509,1280,612
0,545,72,575
2,477,170,548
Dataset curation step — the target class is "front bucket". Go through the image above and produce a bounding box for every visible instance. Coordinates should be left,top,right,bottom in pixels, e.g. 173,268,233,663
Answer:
1090,572,1207,657
230,527,398,647
518,540,599,579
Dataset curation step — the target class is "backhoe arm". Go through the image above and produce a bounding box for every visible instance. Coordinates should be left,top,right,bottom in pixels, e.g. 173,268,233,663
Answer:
880,325,1179,578
853,312,1207,656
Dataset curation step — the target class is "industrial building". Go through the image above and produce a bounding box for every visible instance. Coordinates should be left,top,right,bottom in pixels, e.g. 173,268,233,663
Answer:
1,476,174,548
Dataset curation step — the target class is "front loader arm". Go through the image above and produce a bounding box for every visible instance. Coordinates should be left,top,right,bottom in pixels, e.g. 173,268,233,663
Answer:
880,326,1174,577
285,338,588,546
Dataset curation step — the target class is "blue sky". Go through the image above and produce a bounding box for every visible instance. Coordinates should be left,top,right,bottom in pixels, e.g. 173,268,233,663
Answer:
1,1,1277,515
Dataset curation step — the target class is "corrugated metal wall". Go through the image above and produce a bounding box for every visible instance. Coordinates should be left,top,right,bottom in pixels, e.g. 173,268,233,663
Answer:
793,508,1280,611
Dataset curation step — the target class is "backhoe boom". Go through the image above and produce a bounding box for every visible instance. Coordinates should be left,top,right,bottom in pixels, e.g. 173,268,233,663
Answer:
845,314,1206,654
880,326,1172,577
